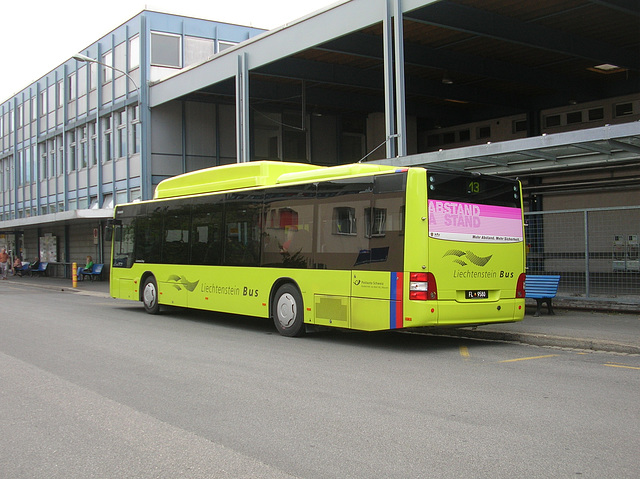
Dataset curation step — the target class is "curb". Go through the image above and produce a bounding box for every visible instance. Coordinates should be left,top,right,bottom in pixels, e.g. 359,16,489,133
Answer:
416,327,640,355
6,279,110,298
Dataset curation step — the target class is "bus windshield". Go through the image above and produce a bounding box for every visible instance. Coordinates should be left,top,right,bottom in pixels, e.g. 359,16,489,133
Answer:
427,171,522,243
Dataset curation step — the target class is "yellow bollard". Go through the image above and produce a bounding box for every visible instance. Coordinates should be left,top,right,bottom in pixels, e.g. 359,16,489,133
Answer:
72,262,77,288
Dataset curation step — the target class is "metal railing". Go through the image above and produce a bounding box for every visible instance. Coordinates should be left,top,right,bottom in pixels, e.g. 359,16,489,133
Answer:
525,206,640,303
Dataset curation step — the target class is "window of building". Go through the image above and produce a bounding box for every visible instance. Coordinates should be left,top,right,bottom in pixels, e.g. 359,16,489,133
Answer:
458,129,471,142
566,111,582,124
477,125,491,139
89,121,97,166
333,207,357,235
89,63,98,91
68,130,76,172
77,66,87,97
1,157,9,190
129,187,141,202
57,81,64,107
40,90,47,116
103,115,112,161
48,139,56,177
513,119,527,133
588,107,604,121
544,115,561,128
365,207,386,238
614,102,633,117
116,190,128,205
57,136,63,175
16,104,23,128
79,126,87,169
102,51,113,83
151,31,182,68
39,143,47,180
68,72,76,100
103,193,114,209
24,147,31,183
129,35,140,70
17,150,23,186
47,84,56,112
116,110,127,158
185,36,214,66
114,42,126,80
130,105,141,154
31,97,37,121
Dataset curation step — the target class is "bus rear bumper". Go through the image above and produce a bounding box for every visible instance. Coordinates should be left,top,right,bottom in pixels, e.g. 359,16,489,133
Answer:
407,299,524,327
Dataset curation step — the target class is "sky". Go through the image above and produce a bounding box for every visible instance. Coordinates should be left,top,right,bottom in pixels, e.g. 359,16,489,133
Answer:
1,0,341,103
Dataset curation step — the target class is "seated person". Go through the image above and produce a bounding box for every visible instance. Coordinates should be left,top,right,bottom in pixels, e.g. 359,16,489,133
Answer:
29,257,40,270
77,255,94,280
13,256,24,276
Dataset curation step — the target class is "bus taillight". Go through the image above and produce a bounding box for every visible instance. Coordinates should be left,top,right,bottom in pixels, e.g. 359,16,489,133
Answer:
516,273,526,298
409,272,437,300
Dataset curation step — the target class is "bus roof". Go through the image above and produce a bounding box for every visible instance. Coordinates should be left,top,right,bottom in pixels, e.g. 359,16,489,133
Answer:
154,161,402,199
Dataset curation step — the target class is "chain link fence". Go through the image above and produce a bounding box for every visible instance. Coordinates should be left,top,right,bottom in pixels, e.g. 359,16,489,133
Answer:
525,206,640,304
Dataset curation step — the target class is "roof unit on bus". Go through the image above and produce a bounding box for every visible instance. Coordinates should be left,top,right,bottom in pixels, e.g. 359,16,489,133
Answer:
276,163,399,185
154,161,403,199
154,161,323,199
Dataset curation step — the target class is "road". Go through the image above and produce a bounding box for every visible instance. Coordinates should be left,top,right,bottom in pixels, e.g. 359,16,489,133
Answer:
0,283,638,478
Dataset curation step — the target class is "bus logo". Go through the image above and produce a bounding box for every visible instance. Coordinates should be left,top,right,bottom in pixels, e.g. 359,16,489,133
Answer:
166,275,200,292
443,249,492,267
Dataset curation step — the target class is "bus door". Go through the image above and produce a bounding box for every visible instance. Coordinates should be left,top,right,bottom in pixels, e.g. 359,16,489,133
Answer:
349,175,407,331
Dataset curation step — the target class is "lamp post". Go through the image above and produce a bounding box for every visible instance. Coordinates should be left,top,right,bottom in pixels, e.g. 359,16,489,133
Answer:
71,53,144,270
72,53,140,92
72,52,143,182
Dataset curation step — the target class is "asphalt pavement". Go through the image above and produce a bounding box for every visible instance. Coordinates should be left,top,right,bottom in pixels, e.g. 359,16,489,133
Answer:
5,273,639,355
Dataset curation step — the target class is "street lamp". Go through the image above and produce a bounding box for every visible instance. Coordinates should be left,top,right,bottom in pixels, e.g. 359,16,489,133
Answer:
72,53,140,91
72,52,144,198
72,52,142,158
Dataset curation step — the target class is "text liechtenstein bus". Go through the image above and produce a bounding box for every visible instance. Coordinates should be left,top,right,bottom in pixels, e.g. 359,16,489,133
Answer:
108,161,526,336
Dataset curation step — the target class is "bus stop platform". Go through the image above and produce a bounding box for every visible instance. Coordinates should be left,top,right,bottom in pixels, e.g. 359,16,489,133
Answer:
5,274,639,355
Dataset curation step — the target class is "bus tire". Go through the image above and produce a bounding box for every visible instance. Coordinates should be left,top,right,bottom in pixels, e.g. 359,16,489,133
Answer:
142,276,160,315
272,283,305,337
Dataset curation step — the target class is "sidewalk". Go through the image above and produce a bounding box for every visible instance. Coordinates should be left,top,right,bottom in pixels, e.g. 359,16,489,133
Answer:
4,274,639,355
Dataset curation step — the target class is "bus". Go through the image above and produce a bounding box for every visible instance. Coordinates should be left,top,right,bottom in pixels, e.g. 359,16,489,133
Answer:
108,161,526,336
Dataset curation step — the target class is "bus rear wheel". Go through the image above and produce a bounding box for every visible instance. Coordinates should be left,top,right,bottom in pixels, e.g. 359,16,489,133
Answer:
142,276,160,314
272,283,305,337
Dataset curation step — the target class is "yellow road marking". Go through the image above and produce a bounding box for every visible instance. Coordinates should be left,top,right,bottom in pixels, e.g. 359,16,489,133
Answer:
499,354,558,363
459,346,470,359
605,364,640,370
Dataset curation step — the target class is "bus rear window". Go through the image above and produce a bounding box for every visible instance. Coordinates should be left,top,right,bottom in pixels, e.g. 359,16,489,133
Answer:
427,171,520,208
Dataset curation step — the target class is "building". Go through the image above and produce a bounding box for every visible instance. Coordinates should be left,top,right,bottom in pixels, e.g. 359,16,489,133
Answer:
0,11,264,275
1,1,639,303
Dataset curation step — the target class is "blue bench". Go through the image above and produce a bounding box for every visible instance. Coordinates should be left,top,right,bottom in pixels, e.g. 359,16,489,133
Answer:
81,263,104,281
525,274,561,317
30,262,49,277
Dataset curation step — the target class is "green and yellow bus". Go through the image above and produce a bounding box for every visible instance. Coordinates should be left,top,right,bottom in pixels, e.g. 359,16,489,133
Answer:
109,161,525,336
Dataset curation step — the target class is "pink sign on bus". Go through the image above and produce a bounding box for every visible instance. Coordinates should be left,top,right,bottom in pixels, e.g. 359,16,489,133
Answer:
428,199,523,243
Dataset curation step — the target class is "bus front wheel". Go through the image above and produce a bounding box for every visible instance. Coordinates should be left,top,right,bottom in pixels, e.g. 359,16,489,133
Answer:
142,276,160,315
272,284,305,337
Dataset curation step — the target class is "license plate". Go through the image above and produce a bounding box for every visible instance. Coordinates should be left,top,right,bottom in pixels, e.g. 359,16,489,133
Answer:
466,290,488,299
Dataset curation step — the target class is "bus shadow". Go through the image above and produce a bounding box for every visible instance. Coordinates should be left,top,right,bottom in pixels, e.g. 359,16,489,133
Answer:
119,304,507,352
307,328,495,352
